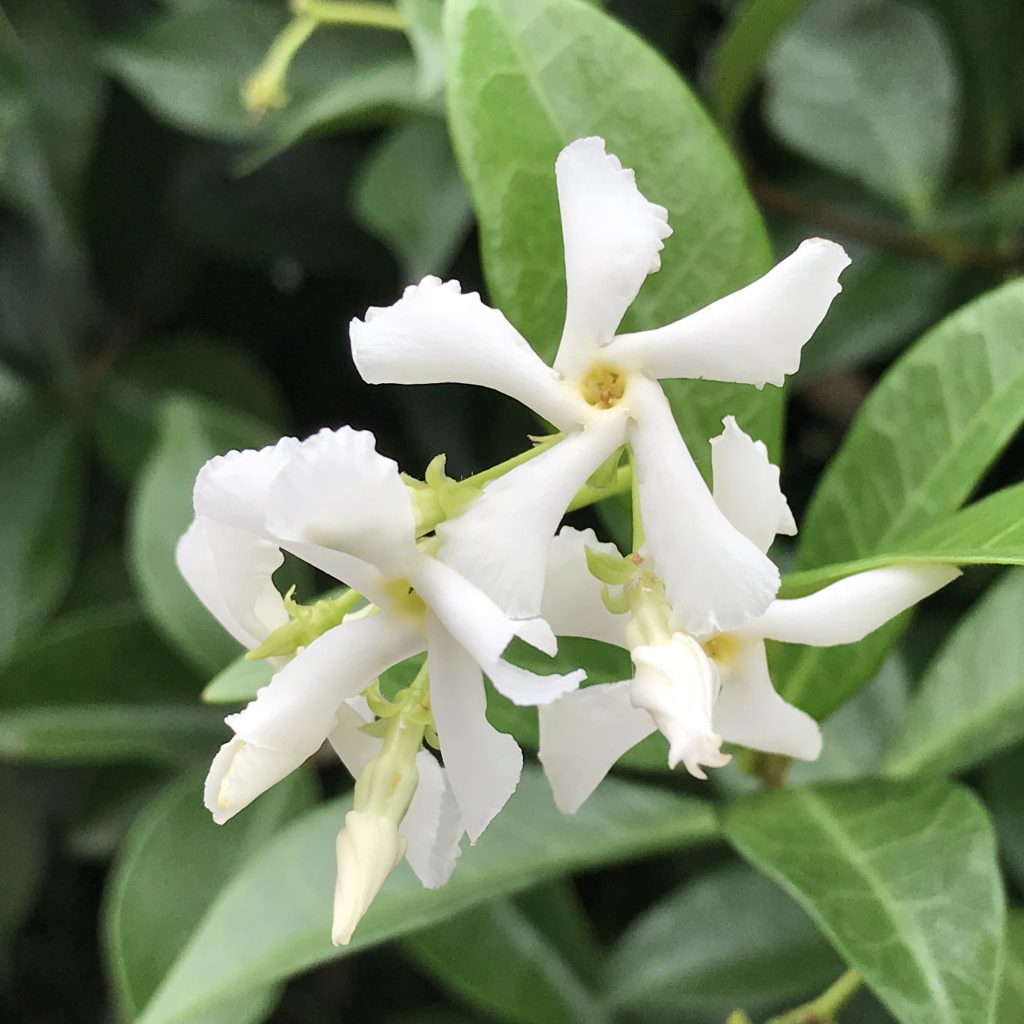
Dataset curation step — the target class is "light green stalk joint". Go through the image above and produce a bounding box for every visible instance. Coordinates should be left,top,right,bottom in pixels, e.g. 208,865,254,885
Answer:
586,546,636,586
622,572,674,649
355,664,431,822
246,587,364,660
405,454,483,536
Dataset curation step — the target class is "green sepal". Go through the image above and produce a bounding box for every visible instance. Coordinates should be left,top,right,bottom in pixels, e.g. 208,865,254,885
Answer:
246,588,361,660
601,584,631,615
359,718,391,739
585,546,635,586
585,445,625,490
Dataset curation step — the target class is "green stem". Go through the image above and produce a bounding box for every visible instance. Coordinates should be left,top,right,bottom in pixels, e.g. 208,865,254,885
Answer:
294,0,406,30
566,464,631,512
463,433,562,489
767,969,863,1024
242,14,317,113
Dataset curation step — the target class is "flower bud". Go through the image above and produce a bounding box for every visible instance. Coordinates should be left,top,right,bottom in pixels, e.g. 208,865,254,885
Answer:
629,633,730,780
332,811,407,946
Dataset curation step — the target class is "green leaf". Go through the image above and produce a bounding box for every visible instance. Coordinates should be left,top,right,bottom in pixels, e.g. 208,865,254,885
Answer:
725,780,1005,1024
708,0,809,130
0,602,199,708
779,278,1024,719
0,777,46,979
203,654,274,705
607,862,840,1018
93,334,288,483
0,704,228,765
445,0,780,468
129,395,277,675
0,391,85,661
929,173,1024,235
137,769,718,1024
103,768,315,1022
353,117,472,282
398,0,446,100
997,912,1024,1024
883,570,1024,778
982,746,1024,893
764,0,959,220
403,898,610,1024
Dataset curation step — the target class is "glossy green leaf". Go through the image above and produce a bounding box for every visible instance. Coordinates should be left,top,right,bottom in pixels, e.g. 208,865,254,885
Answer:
0,602,199,708
354,117,472,282
103,768,315,1022
0,391,84,661
0,704,228,765
403,898,609,1024
607,863,840,1018
445,0,780,468
138,770,718,1024
764,0,959,220
129,396,277,675
709,0,809,130
93,334,288,482
884,570,1024,778
997,912,1024,1024
203,654,274,705
779,279,1024,719
725,780,1005,1024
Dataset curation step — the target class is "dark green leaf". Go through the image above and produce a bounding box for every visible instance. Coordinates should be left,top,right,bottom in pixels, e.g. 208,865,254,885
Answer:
129,395,277,675
764,0,959,220
779,279,1024,719
607,863,840,1018
137,770,718,1024
202,655,274,706
884,570,1024,778
725,780,1005,1024
103,768,315,1022
0,777,46,979
997,912,1024,1024
445,0,780,469
982,746,1024,893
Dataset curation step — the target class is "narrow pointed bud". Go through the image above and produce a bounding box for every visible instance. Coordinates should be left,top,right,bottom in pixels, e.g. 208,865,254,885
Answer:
332,811,406,945
629,634,731,780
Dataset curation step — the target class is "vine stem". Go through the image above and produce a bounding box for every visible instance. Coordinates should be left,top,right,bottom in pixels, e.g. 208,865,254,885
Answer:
765,969,863,1024
293,0,406,30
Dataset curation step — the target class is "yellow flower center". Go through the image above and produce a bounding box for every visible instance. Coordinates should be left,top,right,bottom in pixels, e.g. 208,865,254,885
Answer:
580,362,627,408
381,578,427,620
702,632,742,667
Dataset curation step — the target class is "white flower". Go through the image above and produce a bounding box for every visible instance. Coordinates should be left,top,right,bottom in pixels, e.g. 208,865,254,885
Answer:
177,426,584,846
537,417,960,813
350,136,851,637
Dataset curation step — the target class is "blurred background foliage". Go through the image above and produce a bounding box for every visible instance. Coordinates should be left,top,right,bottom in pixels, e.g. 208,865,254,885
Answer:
0,0,1022,1022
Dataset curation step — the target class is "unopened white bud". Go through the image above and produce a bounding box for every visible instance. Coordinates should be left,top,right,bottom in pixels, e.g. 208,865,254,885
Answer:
629,633,730,780
332,810,406,946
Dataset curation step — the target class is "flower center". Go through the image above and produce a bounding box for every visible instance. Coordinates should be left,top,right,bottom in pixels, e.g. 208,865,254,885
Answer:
381,578,427,620
701,632,742,667
580,362,627,408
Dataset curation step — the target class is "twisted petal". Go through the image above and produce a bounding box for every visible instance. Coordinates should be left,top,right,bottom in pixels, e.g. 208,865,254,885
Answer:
265,426,417,600
350,277,581,431
746,565,961,645
607,238,850,387
193,435,302,534
401,752,464,889
438,413,628,620
177,517,287,649
713,639,821,760
541,528,629,648
711,416,796,554
628,377,780,636
538,681,654,814
411,557,584,705
206,613,422,824
554,138,671,376
425,614,522,842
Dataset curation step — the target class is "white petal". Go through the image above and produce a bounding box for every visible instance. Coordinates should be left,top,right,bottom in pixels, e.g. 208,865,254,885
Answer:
711,416,796,554
226,611,423,756
713,639,821,760
327,699,382,779
628,378,780,635
193,435,302,534
400,751,464,888
538,681,654,814
629,634,730,780
265,426,418,585
332,811,405,945
177,517,288,650
746,565,961,646
607,238,850,387
412,558,585,706
554,138,672,377
204,735,305,826
437,413,628,619
350,276,582,431
541,528,629,648
425,615,522,842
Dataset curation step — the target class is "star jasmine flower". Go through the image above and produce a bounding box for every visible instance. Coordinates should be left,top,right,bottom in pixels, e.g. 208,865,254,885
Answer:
350,136,851,637
536,417,960,813
176,426,584,855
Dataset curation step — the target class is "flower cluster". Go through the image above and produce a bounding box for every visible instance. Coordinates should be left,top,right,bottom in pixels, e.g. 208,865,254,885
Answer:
178,137,958,944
